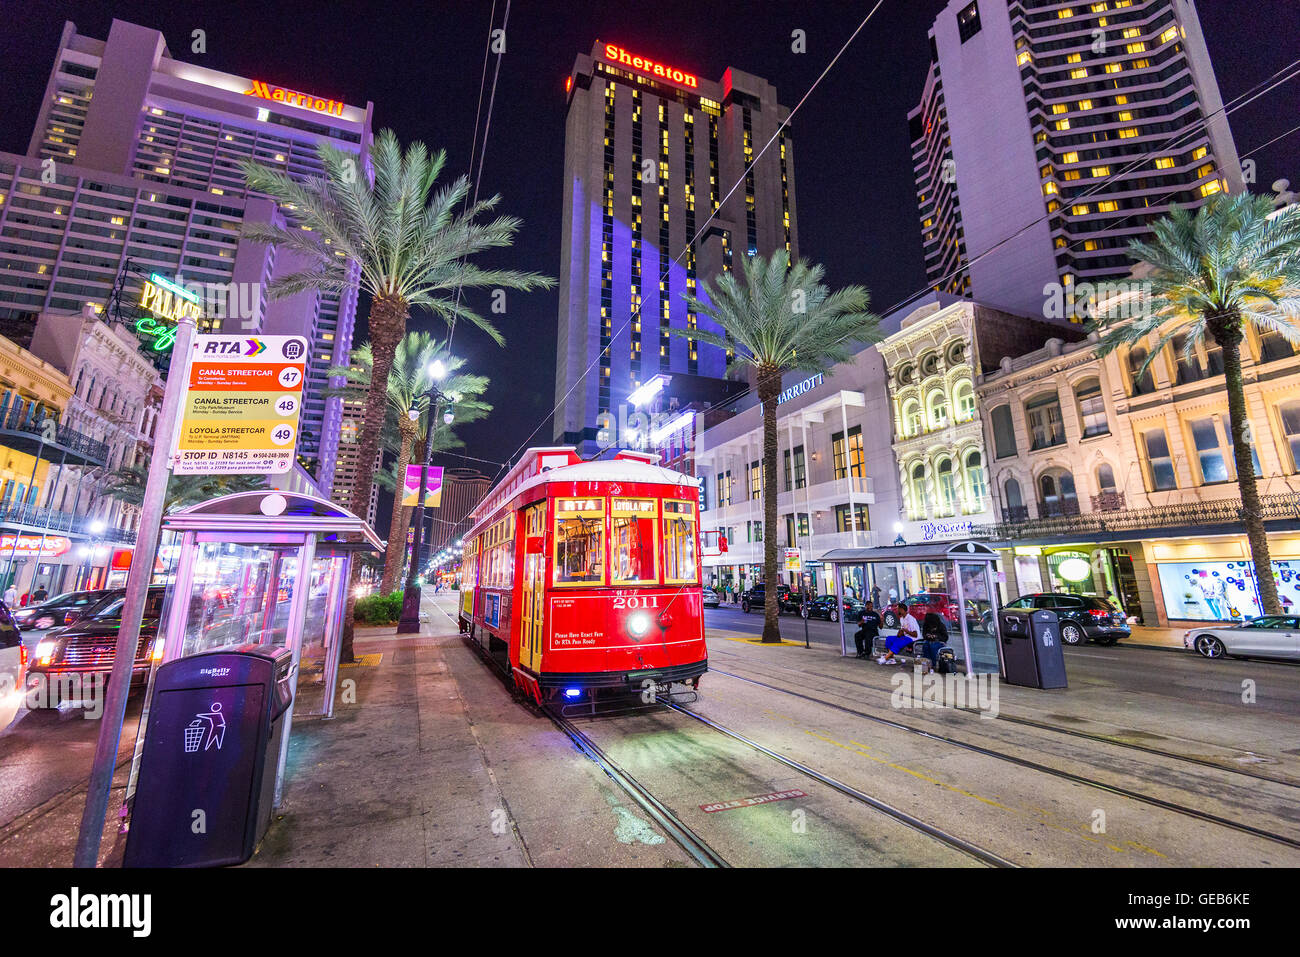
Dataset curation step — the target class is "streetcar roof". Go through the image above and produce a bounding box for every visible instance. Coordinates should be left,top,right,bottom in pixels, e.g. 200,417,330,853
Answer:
464,457,699,540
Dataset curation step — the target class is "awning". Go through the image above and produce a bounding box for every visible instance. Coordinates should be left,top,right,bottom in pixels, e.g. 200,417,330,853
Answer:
818,540,999,563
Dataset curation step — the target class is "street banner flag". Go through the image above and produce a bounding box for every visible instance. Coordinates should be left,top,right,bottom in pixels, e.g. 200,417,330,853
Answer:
402,465,444,508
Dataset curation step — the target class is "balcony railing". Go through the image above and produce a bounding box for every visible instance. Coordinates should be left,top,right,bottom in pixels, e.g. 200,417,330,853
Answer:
1037,498,1081,519
1091,491,1126,513
0,405,109,465
0,503,137,544
978,492,1300,541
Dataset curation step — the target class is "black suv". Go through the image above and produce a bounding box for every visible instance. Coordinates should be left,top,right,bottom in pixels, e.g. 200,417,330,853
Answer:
995,592,1130,646
740,583,795,614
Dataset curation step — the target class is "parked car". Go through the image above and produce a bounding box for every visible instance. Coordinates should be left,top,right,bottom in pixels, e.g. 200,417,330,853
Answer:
740,583,793,614
701,587,720,609
1183,616,1300,661
25,586,167,709
0,601,24,693
882,593,960,628
801,594,865,623
12,589,113,631
995,592,1130,645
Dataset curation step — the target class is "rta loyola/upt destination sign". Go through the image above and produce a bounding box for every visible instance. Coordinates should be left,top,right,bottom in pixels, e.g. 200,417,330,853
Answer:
175,335,307,475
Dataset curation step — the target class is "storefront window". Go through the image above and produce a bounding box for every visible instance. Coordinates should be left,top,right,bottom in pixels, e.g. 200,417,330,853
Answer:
554,498,605,586
611,498,657,585
663,500,698,584
1154,560,1300,622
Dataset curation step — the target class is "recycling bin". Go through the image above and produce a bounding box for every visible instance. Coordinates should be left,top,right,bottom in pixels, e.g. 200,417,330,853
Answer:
124,645,293,867
998,607,1067,689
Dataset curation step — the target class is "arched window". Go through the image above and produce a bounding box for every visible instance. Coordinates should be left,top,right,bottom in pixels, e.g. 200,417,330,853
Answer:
1128,347,1154,395
927,389,948,431
1038,468,1078,517
1005,477,1024,520
1074,377,1108,437
936,457,956,516
1097,463,1116,492
952,379,975,423
991,404,1017,458
965,450,987,512
1279,400,1300,472
901,398,922,437
910,463,929,519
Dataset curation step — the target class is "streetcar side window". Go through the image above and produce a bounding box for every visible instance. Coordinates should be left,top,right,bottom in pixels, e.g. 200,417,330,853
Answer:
611,498,658,585
554,498,605,586
662,500,698,584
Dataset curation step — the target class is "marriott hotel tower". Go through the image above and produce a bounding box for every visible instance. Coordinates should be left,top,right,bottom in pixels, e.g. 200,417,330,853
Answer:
554,41,798,454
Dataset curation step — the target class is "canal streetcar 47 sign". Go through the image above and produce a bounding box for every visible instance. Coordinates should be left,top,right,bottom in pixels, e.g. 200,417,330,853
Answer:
175,335,307,475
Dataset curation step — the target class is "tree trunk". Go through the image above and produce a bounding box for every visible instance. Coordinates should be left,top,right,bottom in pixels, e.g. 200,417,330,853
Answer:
380,427,416,594
1214,313,1280,614
758,367,783,643
341,293,408,662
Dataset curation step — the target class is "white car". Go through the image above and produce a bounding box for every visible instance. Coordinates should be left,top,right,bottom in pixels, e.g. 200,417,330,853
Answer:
1183,615,1300,661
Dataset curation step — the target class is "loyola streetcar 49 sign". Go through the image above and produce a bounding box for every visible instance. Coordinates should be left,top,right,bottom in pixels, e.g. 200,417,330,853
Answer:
175,334,307,474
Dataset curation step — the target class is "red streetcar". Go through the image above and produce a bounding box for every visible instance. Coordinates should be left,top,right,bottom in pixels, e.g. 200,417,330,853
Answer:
458,446,707,707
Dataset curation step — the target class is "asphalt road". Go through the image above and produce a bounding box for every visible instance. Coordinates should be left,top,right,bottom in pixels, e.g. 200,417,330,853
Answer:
705,605,1300,716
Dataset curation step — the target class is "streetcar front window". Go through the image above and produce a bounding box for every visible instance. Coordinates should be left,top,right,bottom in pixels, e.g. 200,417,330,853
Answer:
554,498,605,586
611,498,658,585
663,500,699,584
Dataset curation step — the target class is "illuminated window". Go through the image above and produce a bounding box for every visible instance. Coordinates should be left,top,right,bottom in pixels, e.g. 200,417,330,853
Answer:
1077,99,1093,111
1193,145,1208,160
1064,170,1081,181
662,501,698,584
1098,200,1119,212
1091,165,1110,177
1017,51,1031,66
1056,119,1071,131
1122,27,1140,38
1067,53,1082,64
1114,94,1128,105
1118,110,1133,121
1041,165,1054,178
1072,204,1090,215
1055,236,1067,248
1044,182,1058,195
1070,68,1088,80
1063,151,1079,164
1090,1,1108,10
1132,58,1150,68
1119,127,1139,138
1200,180,1222,197
1084,239,1099,250
1105,62,1122,73
1047,199,1061,212
1160,27,1178,43
554,498,605,586
1052,103,1068,115
1125,42,1146,53
1197,163,1215,179
1058,7,1074,17
611,499,658,585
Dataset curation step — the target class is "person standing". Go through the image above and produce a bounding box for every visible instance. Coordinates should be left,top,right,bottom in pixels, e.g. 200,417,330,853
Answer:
3,584,16,608
880,602,919,665
32,586,47,604
854,600,883,658
871,584,882,608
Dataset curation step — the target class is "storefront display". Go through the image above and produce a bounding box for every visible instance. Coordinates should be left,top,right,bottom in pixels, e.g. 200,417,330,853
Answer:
1156,560,1300,622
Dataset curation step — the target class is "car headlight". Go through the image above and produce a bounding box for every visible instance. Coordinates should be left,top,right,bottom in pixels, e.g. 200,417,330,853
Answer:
627,611,651,638
34,640,56,664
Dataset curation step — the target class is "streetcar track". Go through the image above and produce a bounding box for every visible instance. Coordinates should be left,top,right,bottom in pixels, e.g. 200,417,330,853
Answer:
795,668,1300,788
660,700,1016,868
458,628,728,867
710,666,1300,852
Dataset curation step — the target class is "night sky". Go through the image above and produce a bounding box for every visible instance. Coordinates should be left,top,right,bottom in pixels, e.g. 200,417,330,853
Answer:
3,0,1297,486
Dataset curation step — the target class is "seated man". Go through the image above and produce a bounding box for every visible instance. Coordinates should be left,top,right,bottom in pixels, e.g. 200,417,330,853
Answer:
853,601,882,658
880,602,919,665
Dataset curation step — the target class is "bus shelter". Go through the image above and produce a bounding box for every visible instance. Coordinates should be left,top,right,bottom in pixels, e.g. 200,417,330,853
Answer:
146,490,381,804
821,540,1003,676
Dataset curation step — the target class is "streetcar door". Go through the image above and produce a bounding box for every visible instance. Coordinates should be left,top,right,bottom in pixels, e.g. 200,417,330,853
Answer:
521,503,546,672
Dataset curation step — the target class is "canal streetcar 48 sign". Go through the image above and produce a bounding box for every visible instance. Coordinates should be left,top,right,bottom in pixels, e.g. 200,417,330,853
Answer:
175,335,307,475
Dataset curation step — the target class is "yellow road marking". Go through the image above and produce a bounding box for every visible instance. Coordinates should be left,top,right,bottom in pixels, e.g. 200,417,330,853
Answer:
340,653,383,667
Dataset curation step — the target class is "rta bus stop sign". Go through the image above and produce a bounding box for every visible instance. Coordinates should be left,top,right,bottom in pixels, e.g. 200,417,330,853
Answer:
124,646,292,867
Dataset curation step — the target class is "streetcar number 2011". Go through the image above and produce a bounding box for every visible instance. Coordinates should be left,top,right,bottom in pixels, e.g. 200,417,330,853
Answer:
613,596,660,609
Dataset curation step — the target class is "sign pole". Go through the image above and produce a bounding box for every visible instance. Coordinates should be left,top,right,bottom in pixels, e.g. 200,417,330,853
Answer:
74,314,195,868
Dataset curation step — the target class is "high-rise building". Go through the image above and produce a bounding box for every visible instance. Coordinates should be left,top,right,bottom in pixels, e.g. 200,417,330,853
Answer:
1,18,373,496
426,467,491,555
554,41,798,455
909,0,1243,319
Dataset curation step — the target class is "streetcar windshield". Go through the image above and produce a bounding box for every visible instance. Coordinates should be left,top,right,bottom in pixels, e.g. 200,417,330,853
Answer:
611,498,658,585
662,500,698,584
554,498,605,585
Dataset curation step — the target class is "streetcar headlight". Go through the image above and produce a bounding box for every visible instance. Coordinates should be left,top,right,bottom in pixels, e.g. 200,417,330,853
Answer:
627,611,651,638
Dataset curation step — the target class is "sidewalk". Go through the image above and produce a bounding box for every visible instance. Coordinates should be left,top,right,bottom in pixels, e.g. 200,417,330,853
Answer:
248,593,692,867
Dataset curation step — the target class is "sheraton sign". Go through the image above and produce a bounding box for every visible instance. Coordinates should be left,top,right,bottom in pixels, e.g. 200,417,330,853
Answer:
244,79,345,117
602,44,698,88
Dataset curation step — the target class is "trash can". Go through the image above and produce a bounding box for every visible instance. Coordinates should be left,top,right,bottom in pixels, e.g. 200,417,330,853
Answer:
124,644,293,867
998,608,1067,689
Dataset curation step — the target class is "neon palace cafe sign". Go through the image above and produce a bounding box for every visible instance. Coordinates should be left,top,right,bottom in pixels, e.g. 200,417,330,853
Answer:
135,273,202,353
601,44,699,88
244,79,346,117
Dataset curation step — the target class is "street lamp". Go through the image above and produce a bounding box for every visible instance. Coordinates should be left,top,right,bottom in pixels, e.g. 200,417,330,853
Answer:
397,357,455,633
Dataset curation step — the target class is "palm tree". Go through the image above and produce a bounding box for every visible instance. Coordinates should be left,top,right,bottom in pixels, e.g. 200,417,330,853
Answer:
101,466,267,513
328,332,489,592
1095,194,1300,614
241,129,551,656
672,252,879,642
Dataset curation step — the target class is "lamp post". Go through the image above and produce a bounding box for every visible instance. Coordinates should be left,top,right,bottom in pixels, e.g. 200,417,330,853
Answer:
397,359,454,633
